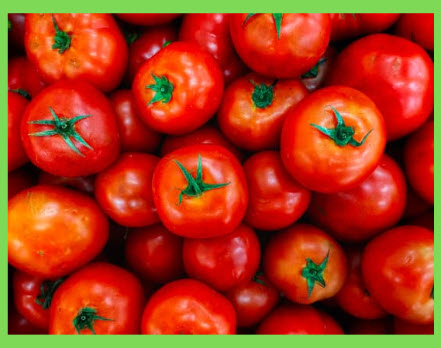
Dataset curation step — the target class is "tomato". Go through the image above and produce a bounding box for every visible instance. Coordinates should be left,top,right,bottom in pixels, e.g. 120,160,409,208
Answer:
393,318,434,335
362,226,434,324
300,46,337,92
124,224,184,284
281,86,386,193
8,57,47,98
394,14,434,51
141,279,236,334
179,13,248,85
25,14,127,92
183,224,260,291
407,211,434,231
8,309,47,335
152,145,248,238
8,167,37,199
308,154,406,242
8,14,25,53
230,14,331,78
38,172,95,195
404,120,434,204
21,80,121,177
8,91,29,172
327,34,434,140
132,42,224,134
263,224,347,304
217,73,308,151
347,318,393,335
49,262,144,334
243,151,311,231
115,13,181,26
95,153,159,227
8,185,109,278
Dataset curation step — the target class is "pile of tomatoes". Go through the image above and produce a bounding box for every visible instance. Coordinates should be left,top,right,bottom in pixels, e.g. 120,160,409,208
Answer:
8,13,434,335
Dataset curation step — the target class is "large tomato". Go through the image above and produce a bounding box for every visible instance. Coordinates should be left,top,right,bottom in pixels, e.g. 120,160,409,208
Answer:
230,14,331,78
394,14,434,51
281,86,386,193
8,56,47,98
115,13,181,26
8,90,29,172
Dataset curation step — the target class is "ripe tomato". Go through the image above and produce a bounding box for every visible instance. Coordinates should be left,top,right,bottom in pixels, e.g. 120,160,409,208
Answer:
308,154,406,242
95,153,159,227
183,224,260,291
362,226,434,324
8,185,109,278
38,172,95,195
152,145,248,238
300,46,337,92
230,14,331,78
281,86,386,193
115,13,181,26
25,13,127,92
243,151,311,231
393,318,434,335
8,167,36,199
49,262,144,334
394,14,434,51
327,34,434,140
8,14,25,53
8,309,47,335
21,80,121,177
263,224,347,304
217,73,308,151
124,224,184,284
8,57,47,98
132,42,224,134
8,91,29,172
141,279,236,334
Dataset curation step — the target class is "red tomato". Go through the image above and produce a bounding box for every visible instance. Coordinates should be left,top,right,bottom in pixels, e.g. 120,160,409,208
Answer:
8,309,47,335
8,91,29,172
8,167,37,199
394,14,434,51
132,42,224,134
38,172,95,195
300,46,337,92
124,224,184,284
49,262,144,334
95,153,159,227
230,14,331,78
263,224,347,304
243,151,311,231
404,121,434,204
308,154,406,242
8,57,47,98
217,73,308,151
281,86,386,193
183,224,260,291
152,145,248,238
347,318,393,335
141,279,236,334
327,34,434,140
116,13,181,26
362,226,434,324
8,185,109,278
21,80,121,177
8,14,25,53
394,318,434,335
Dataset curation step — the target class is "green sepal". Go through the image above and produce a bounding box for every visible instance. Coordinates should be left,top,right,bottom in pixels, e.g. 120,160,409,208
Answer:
8,19,12,32
73,307,113,335
301,58,327,79
249,79,277,109
163,40,172,48
51,14,71,54
243,13,284,39
146,73,174,105
301,250,330,299
252,271,268,286
35,277,65,309
9,88,31,100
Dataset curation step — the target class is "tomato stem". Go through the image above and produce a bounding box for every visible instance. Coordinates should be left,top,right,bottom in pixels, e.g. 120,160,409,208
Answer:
73,307,113,335
35,277,65,310
301,58,327,79
146,73,174,105
249,79,277,109
51,14,71,54
301,250,329,298
9,88,31,100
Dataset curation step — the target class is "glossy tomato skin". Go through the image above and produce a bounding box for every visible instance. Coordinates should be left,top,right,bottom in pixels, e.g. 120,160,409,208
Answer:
308,154,406,242
8,167,37,199
230,14,331,78
152,145,248,238
300,46,337,92
362,226,434,324
8,57,47,97
327,34,434,140
125,224,184,284
49,262,145,334
263,224,347,304
141,279,236,334
38,172,95,195
21,80,121,177
244,151,311,231
25,14,127,92
281,86,386,193
183,224,260,291
394,14,434,51
393,318,434,335
8,309,47,335
218,73,308,151
8,91,29,172
8,14,26,53
116,13,181,26
8,185,109,279
132,42,224,134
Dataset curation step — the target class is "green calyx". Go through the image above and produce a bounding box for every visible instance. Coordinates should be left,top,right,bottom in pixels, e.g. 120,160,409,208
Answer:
163,40,172,48
310,106,373,147
8,19,12,32
9,88,31,100
73,307,113,335
250,79,277,109
301,58,327,79
125,30,139,45
174,154,230,204
301,250,330,299
28,106,94,157
35,277,65,310
252,271,268,287
243,13,284,39
146,73,174,105
51,14,71,54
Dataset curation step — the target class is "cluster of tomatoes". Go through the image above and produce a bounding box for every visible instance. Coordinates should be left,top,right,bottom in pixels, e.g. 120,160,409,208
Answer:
8,13,434,335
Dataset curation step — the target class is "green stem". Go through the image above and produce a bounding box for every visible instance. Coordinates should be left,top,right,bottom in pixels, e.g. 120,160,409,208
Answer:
73,307,113,335
51,14,71,54
249,79,277,108
301,250,330,298
35,277,65,309
146,73,174,105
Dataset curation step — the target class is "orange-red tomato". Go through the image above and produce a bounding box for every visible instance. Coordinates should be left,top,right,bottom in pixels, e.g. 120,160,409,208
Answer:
8,56,47,98
394,14,434,51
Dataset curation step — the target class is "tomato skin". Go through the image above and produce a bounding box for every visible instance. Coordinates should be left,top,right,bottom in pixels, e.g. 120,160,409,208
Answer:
394,14,434,51
141,279,236,334
25,14,127,92
8,91,29,172
183,224,260,292
393,318,434,335
308,155,406,242
8,309,47,335
263,224,347,304
8,14,26,53
116,13,181,26
404,121,433,204
49,262,145,335
124,224,184,284
230,14,331,78
243,151,311,231
8,185,109,279
95,153,159,227
301,46,337,92
152,145,248,239
8,57,47,97
38,172,95,195
217,73,308,151
132,42,224,135
281,86,386,193
8,167,37,199
362,226,434,324
327,34,433,140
